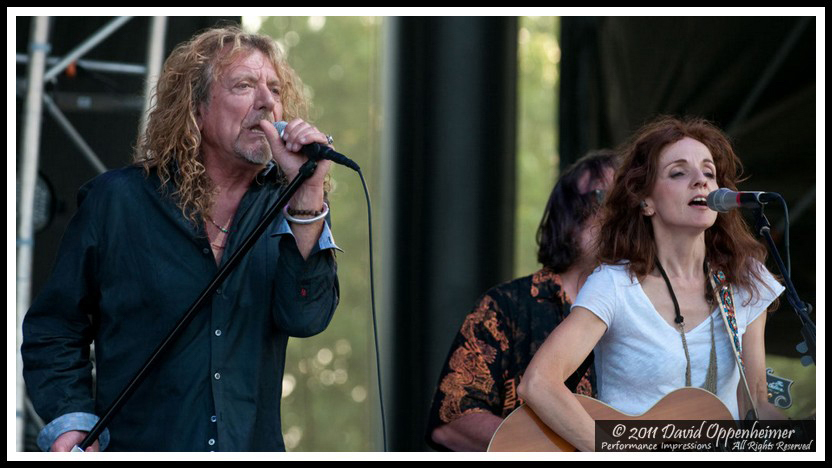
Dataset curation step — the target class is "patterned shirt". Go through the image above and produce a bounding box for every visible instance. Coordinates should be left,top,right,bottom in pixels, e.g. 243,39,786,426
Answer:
426,268,594,450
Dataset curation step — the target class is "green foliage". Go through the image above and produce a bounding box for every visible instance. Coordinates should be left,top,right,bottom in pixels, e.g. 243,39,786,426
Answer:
251,16,383,451
514,17,560,277
250,15,563,451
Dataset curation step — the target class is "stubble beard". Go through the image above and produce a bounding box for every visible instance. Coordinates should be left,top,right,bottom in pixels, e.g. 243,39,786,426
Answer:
234,134,272,166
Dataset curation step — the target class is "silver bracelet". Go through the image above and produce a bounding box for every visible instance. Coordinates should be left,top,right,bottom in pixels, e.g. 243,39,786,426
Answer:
283,202,329,225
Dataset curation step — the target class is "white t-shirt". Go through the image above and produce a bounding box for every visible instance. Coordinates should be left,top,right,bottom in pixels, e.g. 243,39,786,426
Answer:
572,262,784,419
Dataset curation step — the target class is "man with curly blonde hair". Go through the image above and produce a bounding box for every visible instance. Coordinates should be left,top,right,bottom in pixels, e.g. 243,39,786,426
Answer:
22,25,340,452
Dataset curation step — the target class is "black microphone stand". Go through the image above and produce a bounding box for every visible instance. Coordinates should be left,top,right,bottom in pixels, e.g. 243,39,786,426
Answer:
74,159,319,451
750,206,816,366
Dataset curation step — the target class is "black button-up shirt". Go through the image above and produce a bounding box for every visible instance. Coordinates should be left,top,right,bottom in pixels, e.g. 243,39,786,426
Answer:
22,163,339,451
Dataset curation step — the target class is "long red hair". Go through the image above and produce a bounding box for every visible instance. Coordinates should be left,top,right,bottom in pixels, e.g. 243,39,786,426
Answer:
597,116,772,304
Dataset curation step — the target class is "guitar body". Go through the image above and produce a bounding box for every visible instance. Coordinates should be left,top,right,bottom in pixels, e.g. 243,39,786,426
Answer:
488,387,734,452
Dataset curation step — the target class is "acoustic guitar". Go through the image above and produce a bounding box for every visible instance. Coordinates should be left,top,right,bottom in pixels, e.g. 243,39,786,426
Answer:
487,387,734,452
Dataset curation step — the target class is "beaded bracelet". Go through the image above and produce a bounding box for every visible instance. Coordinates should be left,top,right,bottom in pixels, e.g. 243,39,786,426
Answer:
287,204,326,217
283,202,329,225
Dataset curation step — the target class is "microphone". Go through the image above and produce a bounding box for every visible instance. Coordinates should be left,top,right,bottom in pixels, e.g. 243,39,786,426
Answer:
707,188,779,212
274,121,360,171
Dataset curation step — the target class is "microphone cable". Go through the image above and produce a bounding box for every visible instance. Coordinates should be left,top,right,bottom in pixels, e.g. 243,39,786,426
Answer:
350,166,387,452
774,193,791,276
758,192,791,276
275,121,387,449
359,167,387,452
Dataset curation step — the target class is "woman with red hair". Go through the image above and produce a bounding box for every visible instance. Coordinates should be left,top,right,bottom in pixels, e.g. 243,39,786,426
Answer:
517,116,785,452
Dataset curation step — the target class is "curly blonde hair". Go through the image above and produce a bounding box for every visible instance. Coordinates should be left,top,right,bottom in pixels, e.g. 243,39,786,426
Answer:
133,25,308,225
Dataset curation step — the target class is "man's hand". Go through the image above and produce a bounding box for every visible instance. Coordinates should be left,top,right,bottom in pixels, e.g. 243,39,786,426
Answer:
51,430,100,452
259,118,332,259
431,413,504,451
259,118,332,193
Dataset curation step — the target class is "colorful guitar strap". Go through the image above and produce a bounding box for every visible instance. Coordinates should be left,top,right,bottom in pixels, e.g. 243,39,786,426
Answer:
708,265,759,421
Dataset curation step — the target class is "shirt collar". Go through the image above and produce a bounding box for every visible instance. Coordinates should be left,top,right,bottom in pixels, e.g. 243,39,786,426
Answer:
530,267,569,304
255,160,280,184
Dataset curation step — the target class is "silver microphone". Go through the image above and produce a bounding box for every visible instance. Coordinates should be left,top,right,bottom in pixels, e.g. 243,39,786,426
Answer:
707,188,777,212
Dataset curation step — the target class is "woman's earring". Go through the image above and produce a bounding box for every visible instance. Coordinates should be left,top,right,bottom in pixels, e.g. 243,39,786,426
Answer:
640,201,653,216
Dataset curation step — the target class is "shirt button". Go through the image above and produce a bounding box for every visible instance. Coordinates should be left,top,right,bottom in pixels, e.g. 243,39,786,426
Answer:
211,415,217,423
215,329,222,337
214,372,221,380
208,439,216,446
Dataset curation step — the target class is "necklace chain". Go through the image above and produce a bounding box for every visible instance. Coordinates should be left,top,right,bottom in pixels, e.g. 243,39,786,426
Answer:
208,216,231,234
208,215,231,251
654,259,717,393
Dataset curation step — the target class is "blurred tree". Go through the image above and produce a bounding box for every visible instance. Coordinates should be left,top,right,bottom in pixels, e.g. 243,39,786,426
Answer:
248,15,562,451
514,17,560,277
250,16,383,451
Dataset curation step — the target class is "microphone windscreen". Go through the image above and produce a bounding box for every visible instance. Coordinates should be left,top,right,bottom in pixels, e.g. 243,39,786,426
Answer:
274,121,288,138
706,188,732,212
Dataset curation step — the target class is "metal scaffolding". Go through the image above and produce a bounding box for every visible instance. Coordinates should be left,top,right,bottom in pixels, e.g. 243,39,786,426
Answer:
15,16,168,452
